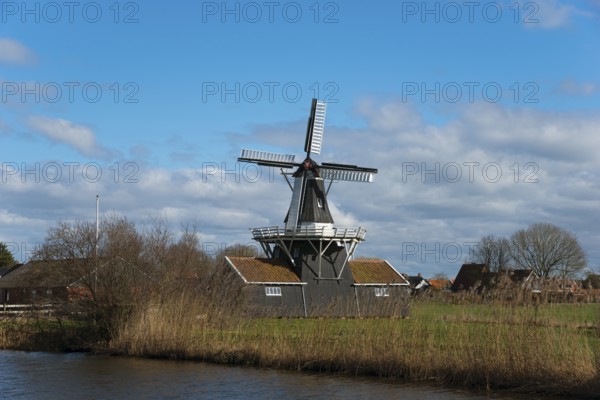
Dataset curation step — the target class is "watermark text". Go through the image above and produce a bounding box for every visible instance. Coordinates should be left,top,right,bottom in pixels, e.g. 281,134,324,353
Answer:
401,81,539,104
1,1,140,23
201,81,339,103
402,241,478,263
401,1,539,24
1,162,140,184
401,162,539,184
2,81,139,104
201,1,339,23
202,162,277,184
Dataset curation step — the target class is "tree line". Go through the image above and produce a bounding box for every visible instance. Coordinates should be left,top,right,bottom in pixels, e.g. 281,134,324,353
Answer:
469,222,588,279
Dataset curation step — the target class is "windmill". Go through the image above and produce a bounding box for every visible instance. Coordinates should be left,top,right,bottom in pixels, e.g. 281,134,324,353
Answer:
229,99,408,317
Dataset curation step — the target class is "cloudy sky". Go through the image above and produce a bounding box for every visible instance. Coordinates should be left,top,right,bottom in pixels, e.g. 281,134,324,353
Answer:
1,0,599,278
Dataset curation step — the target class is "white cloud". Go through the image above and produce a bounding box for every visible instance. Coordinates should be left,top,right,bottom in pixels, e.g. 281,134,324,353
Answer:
522,0,595,29
0,38,36,65
557,79,599,96
27,116,113,158
2,100,600,278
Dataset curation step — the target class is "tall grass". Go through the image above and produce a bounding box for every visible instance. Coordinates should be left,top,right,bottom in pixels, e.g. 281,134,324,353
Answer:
0,314,91,352
109,290,599,397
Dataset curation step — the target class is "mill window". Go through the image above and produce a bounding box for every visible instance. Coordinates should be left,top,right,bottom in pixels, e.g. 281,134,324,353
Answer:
265,287,282,296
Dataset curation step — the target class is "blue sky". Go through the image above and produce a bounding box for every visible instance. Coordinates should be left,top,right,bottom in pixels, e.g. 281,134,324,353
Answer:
1,0,599,278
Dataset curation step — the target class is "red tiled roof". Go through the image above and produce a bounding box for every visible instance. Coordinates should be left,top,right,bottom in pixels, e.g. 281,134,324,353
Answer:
348,259,408,285
226,257,303,284
428,279,452,290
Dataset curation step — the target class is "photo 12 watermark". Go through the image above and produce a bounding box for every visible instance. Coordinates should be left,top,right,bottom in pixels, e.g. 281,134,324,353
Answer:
401,81,539,104
1,81,140,104
1,1,140,23
401,1,539,24
201,81,339,104
401,161,539,184
201,241,263,257
4,241,42,263
201,1,339,23
1,162,140,184
402,241,478,264
202,162,277,184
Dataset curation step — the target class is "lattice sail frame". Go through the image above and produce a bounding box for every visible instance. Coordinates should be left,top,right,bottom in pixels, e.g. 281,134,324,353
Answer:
304,99,327,155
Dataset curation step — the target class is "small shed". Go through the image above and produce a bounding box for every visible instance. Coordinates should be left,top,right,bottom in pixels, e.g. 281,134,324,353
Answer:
226,256,307,317
349,259,410,317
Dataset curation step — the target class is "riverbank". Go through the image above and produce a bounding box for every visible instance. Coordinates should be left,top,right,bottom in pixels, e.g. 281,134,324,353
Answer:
2,301,598,398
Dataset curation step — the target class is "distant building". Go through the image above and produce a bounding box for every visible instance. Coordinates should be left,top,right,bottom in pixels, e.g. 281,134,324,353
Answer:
582,274,600,289
0,260,89,305
450,263,538,293
427,279,453,290
450,263,488,292
404,273,431,294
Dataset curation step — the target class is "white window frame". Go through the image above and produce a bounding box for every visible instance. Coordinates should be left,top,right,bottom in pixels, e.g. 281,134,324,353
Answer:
374,287,389,297
265,286,282,296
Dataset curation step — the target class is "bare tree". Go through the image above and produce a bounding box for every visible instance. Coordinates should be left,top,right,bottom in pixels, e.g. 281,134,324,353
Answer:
159,223,214,295
30,216,237,339
32,216,152,337
510,222,587,278
37,220,98,260
470,235,511,272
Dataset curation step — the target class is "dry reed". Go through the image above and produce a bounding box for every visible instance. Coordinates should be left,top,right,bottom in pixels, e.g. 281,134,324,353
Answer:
109,289,599,397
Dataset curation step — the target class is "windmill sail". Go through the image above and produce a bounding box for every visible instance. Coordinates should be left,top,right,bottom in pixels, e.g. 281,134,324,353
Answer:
304,99,327,156
319,168,375,183
238,149,297,168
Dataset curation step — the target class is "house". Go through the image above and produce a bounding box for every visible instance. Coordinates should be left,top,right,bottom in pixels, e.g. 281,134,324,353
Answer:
404,273,431,294
450,263,488,292
451,263,539,293
427,279,453,290
582,274,600,289
0,259,90,305
0,264,20,279
503,269,540,292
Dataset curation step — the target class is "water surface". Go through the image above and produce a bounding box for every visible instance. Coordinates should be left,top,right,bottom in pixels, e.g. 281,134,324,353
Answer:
0,351,537,399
